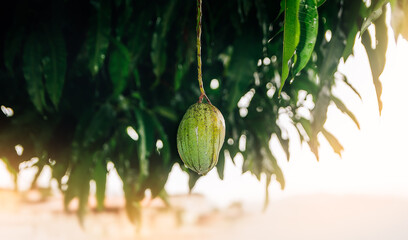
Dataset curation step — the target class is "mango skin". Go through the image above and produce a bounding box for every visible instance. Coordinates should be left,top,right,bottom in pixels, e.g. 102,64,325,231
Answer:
177,103,225,175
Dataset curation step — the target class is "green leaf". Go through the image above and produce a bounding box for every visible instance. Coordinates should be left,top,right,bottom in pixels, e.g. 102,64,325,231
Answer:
42,27,67,108
262,142,285,190
87,0,111,76
275,126,290,161
316,0,326,7
23,33,46,113
188,170,200,192
153,106,178,122
93,158,107,211
360,0,388,35
226,35,260,112
64,157,92,226
174,37,195,91
3,27,24,74
151,32,167,81
83,104,116,147
134,109,155,178
331,95,360,129
321,128,343,156
216,150,226,180
279,0,301,94
342,24,358,62
293,0,318,75
77,180,90,227
109,41,130,97
150,0,177,85
150,113,171,166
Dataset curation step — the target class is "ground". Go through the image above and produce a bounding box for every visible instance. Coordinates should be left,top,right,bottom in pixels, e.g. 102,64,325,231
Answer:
0,190,407,240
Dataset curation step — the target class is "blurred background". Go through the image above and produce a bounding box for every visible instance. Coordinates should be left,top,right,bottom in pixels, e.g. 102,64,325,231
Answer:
1,0,408,239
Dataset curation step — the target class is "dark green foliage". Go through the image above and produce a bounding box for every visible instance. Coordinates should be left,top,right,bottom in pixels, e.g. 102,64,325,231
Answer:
0,0,389,223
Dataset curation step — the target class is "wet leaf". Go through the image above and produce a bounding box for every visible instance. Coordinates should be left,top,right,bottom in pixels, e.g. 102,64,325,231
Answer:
279,0,300,94
293,0,318,75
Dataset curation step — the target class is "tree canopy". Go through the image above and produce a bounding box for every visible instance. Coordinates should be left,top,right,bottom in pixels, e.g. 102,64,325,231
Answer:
0,0,407,223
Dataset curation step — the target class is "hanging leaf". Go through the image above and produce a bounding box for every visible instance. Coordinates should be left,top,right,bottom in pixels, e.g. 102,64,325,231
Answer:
262,141,285,190
83,104,116,148
150,113,171,165
216,150,226,180
151,0,178,85
342,24,358,61
391,0,408,41
109,40,130,97
331,95,360,129
42,26,67,108
93,158,107,211
321,128,343,156
275,126,290,161
174,35,195,91
134,109,155,178
151,32,167,82
64,156,92,226
87,0,111,76
263,174,271,211
279,0,300,94
337,72,362,100
3,27,24,74
226,35,260,112
23,33,46,113
293,0,318,75
316,0,326,7
361,7,387,114
299,117,319,159
360,0,388,35
188,170,200,192
153,106,178,122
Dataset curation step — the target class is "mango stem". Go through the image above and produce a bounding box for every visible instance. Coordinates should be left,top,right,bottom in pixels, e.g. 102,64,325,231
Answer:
196,0,211,105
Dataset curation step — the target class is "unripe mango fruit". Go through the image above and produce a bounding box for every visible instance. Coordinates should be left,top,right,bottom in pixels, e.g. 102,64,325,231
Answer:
177,103,225,175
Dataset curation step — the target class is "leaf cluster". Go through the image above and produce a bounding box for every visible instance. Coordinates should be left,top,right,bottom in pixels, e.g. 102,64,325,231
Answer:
0,0,392,222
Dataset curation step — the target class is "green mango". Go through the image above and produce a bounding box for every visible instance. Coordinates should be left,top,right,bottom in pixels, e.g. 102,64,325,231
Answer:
177,102,225,175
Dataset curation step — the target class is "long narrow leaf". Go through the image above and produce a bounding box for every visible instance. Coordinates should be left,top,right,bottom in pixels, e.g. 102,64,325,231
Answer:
321,128,343,156
87,0,111,76
331,95,360,129
293,0,318,75
361,8,387,114
93,158,107,211
109,40,130,97
43,26,67,108
279,0,300,94
23,33,46,113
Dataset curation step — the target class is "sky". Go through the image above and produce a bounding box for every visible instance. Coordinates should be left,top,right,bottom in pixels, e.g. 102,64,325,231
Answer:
1,11,408,210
